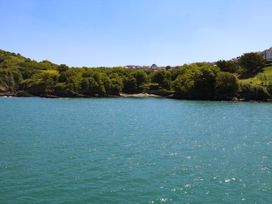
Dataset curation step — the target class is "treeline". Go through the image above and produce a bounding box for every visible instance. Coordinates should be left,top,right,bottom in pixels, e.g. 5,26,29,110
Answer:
0,49,271,100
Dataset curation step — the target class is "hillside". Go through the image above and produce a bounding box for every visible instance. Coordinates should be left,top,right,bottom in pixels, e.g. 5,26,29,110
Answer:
0,48,272,101
240,65,272,86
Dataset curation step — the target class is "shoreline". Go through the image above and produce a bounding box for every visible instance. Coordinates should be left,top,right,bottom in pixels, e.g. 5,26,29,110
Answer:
0,92,270,102
0,92,163,99
119,93,162,98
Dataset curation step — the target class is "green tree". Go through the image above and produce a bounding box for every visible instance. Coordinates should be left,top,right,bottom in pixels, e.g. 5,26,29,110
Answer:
239,52,265,71
216,60,240,73
107,77,123,95
21,70,60,95
123,75,138,93
80,77,101,96
215,72,239,98
173,63,219,99
0,69,22,92
151,70,171,89
132,70,148,91
57,64,69,72
60,69,83,92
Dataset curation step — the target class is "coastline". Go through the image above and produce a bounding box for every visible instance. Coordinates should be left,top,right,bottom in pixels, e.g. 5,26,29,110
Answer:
1,49,272,104
0,92,270,102
119,93,162,98
0,92,163,99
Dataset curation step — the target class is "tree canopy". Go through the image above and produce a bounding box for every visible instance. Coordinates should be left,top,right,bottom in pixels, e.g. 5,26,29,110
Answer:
239,52,265,71
0,49,271,101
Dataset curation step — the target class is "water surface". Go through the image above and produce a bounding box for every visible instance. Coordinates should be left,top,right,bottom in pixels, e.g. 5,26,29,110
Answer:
0,98,272,203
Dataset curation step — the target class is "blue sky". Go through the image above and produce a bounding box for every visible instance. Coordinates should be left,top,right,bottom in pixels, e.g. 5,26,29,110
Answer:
0,0,271,67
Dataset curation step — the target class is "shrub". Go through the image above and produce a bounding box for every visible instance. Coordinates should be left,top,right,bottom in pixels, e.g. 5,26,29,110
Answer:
216,60,240,73
239,52,265,71
215,72,239,98
239,83,270,100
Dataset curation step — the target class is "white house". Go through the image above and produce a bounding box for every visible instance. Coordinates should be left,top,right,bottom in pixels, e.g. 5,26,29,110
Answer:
263,47,272,61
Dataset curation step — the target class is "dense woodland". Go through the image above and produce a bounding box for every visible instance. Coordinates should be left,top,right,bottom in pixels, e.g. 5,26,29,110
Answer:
0,49,272,100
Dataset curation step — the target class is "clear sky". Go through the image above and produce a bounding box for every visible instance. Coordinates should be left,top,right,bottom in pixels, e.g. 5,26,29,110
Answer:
0,0,271,67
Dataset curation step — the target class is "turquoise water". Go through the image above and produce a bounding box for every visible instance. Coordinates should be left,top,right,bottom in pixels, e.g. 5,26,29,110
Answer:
0,98,272,204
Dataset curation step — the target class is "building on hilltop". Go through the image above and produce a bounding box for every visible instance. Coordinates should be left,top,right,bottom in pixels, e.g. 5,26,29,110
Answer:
263,47,272,61
151,64,158,70
125,65,143,69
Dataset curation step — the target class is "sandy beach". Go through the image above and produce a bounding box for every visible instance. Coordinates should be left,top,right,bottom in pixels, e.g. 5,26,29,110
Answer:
120,93,161,98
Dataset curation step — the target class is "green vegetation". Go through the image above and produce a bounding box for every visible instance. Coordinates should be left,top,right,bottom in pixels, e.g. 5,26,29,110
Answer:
215,72,240,98
239,52,265,72
0,49,271,101
216,60,240,73
240,66,272,86
173,63,219,99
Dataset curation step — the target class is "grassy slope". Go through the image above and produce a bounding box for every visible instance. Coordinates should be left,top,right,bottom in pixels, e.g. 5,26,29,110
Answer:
240,66,272,86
